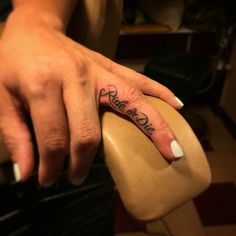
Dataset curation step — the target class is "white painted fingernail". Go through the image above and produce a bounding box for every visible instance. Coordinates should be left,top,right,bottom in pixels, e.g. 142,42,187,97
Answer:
170,140,184,158
175,96,184,107
43,181,55,188
72,177,86,186
13,163,21,182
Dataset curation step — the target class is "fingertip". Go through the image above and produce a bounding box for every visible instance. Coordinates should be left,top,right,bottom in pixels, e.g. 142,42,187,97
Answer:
170,140,184,159
70,176,87,186
174,96,184,109
68,149,95,185
68,159,91,185
152,131,184,162
164,96,184,110
14,144,35,182
38,156,64,187
13,162,21,182
161,140,184,162
13,159,34,182
43,181,55,188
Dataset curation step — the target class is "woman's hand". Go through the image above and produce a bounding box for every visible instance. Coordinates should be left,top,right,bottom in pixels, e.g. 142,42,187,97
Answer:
0,10,183,187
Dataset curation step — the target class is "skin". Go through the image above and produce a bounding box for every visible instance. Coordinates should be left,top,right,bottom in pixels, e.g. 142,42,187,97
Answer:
0,0,183,186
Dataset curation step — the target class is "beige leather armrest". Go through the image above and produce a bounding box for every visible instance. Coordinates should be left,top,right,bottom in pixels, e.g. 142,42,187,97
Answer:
101,96,211,221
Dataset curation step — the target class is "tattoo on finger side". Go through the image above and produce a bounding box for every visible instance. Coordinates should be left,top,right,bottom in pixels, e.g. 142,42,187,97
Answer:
99,85,155,135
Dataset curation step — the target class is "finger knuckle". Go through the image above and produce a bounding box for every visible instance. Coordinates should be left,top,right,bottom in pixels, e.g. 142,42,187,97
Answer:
31,62,52,84
42,131,68,154
72,121,101,150
94,51,113,70
127,87,144,104
156,119,169,132
139,75,150,87
0,127,31,156
70,58,88,87
25,66,52,99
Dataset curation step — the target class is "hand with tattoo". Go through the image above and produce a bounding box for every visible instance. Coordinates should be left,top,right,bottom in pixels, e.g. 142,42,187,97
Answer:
0,5,184,187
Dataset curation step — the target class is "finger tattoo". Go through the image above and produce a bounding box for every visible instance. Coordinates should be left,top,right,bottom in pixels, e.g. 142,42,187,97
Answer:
100,85,155,135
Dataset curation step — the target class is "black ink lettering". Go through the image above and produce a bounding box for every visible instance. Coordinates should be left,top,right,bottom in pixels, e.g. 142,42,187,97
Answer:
127,108,138,119
100,85,155,135
135,113,148,126
128,110,155,134
146,127,155,135
99,85,128,111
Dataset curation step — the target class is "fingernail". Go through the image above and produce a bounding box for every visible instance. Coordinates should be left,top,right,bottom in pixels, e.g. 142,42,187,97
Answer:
71,177,86,186
170,140,184,158
175,96,184,107
43,181,55,188
13,163,21,182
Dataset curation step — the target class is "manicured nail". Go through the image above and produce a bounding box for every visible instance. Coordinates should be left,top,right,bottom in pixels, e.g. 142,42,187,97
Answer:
13,163,21,182
170,140,184,158
175,96,184,107
71,177,86,186
43,181,55,188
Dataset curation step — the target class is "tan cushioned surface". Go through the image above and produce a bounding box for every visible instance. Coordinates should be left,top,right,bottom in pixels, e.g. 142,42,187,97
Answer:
101,96,211,221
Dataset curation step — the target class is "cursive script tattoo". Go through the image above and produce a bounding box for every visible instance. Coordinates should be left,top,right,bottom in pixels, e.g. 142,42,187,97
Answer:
99,85,128,111
127,108,155,135
100,84,155,135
